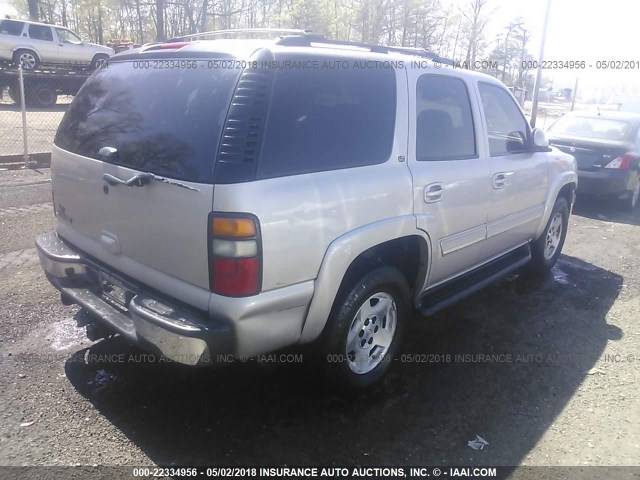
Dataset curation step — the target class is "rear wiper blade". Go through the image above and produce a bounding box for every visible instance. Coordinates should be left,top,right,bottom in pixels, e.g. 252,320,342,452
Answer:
102,172,199,191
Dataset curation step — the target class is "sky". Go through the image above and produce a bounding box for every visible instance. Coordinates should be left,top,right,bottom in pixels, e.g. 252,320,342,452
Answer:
446,0,640,95
2,0,638,95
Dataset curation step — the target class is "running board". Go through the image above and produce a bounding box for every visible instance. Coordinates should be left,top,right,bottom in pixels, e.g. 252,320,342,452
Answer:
418,244,532,317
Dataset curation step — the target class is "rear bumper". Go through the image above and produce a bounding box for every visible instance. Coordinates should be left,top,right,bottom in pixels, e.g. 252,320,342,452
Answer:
36,232,232,365
577,169,631,197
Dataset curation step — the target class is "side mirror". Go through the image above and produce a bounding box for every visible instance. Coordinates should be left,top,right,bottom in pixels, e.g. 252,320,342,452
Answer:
506,130,527,153
532,128,550,151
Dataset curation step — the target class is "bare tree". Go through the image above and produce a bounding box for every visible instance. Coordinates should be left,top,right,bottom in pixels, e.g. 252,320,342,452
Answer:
459,0,489,66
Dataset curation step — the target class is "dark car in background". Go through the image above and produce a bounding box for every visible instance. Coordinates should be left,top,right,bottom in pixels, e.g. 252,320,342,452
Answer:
547,112,640,210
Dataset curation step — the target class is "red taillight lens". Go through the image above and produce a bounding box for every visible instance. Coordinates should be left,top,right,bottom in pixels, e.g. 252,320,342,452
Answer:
604,152,635,170
212,257,260,296
209,214,261,296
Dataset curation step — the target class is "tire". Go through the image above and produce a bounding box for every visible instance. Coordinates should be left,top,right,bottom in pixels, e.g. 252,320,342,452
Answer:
91,53,109,70
26,83,58,108
13,49,39,70
621,180,640,212
8,85,21,104
528,196,569,274
320,266,409,390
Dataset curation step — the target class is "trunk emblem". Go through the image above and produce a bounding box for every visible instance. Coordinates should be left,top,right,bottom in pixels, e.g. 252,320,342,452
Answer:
569,147,576,153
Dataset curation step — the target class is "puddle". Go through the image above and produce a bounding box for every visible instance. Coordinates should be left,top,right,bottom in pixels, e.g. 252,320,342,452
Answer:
558,257,598,271
551,266,571,285
87,369,117,392
50,320,86,351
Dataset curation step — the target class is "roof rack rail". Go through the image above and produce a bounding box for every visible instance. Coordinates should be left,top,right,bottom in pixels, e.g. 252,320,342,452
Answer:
275,34,456,65
165,28,457,65
170,28,311,42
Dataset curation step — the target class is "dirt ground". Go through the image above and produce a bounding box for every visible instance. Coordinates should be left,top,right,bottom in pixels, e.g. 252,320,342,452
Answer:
0,168,638,476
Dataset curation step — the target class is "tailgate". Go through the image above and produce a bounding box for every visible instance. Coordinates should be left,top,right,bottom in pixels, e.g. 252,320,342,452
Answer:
51,58,240,301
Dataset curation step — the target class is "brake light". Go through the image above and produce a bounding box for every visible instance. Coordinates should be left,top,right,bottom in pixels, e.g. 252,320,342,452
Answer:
158,41,190,49
209,213,261,296
604,152,635,169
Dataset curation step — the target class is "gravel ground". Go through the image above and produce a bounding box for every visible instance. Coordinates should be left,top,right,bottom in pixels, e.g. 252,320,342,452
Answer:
0,97,69,156
0,168,638,475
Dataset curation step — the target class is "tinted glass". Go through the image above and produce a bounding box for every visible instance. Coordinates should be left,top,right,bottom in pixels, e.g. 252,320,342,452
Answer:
28,24,53,41
416,75,476,161
479,82,529,156
0,20,24,36
549,116,632,141
55,60,240,183
257,59,396,179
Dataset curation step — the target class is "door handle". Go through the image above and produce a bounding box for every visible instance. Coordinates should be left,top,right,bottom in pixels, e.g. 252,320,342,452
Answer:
492,172,513,189
424,183,444,203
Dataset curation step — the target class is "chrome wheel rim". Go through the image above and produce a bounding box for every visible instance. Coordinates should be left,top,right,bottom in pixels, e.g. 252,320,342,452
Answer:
37,89,54,105
19,53,36,70
346,292,397,375
544,212,563,260
94,57,108,69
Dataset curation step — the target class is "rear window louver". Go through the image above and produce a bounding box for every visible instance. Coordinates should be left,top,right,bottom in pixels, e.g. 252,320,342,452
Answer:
215,67,274,183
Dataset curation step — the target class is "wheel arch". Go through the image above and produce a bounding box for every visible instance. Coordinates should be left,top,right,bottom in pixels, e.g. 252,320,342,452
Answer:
299,216,431,343
535,173,577,240
12,47,41,60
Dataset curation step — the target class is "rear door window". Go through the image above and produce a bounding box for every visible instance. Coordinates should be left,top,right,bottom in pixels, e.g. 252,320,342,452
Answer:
55,60,241,183
257,57,397,179
28,24,54,41
0,20,25,36
416,75,477,161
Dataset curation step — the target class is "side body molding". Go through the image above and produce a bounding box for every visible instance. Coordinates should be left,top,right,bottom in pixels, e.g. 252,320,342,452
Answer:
299,215,431,343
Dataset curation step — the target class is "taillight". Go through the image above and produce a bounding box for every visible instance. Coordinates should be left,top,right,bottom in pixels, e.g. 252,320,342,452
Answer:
604,152,635,170
208,214,261,296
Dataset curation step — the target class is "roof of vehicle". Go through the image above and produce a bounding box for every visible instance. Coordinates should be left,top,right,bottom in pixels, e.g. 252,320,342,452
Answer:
561,110,640,124
110,33,502,84
1,18,70,29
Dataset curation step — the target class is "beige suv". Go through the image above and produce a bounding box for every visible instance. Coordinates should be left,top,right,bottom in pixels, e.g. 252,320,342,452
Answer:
0,19,113,70
36,30,577,389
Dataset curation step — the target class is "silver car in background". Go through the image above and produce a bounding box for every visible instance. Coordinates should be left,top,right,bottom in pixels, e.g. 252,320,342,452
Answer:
0,19,113,70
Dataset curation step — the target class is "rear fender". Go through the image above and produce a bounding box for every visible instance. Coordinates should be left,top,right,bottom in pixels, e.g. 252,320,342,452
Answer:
299,216,431,343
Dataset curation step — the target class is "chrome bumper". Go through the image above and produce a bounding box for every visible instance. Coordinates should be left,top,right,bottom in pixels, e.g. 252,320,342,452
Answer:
35,232,232,365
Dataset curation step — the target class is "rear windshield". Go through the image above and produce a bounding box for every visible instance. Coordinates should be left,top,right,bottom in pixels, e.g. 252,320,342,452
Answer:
0,20,25,36
549,116,632,141
55,60,240,183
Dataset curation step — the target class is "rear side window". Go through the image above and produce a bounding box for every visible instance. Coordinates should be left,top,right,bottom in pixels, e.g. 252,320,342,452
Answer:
28,24,53,42
257,59,396,179
0,20,25,36
416,75,476,161
479,82,530,156
55,60,240,183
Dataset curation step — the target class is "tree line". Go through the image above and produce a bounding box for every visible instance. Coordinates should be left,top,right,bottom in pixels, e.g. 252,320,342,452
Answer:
13,0,536,87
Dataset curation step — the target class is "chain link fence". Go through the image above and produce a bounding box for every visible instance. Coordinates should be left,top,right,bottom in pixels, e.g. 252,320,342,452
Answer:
0,65,87,166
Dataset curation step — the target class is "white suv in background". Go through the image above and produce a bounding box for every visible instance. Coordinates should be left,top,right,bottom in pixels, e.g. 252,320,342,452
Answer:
0,19,113,70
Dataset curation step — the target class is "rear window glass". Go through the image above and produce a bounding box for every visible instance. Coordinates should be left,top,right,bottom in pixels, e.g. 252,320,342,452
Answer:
549,116,632,141
55,60,240,183
28,24,53,41
257,58,396,179
0,20,24,36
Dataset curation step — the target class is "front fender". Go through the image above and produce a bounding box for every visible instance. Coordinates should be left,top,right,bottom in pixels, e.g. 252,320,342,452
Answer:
299,215,431,343
535,170,578,239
